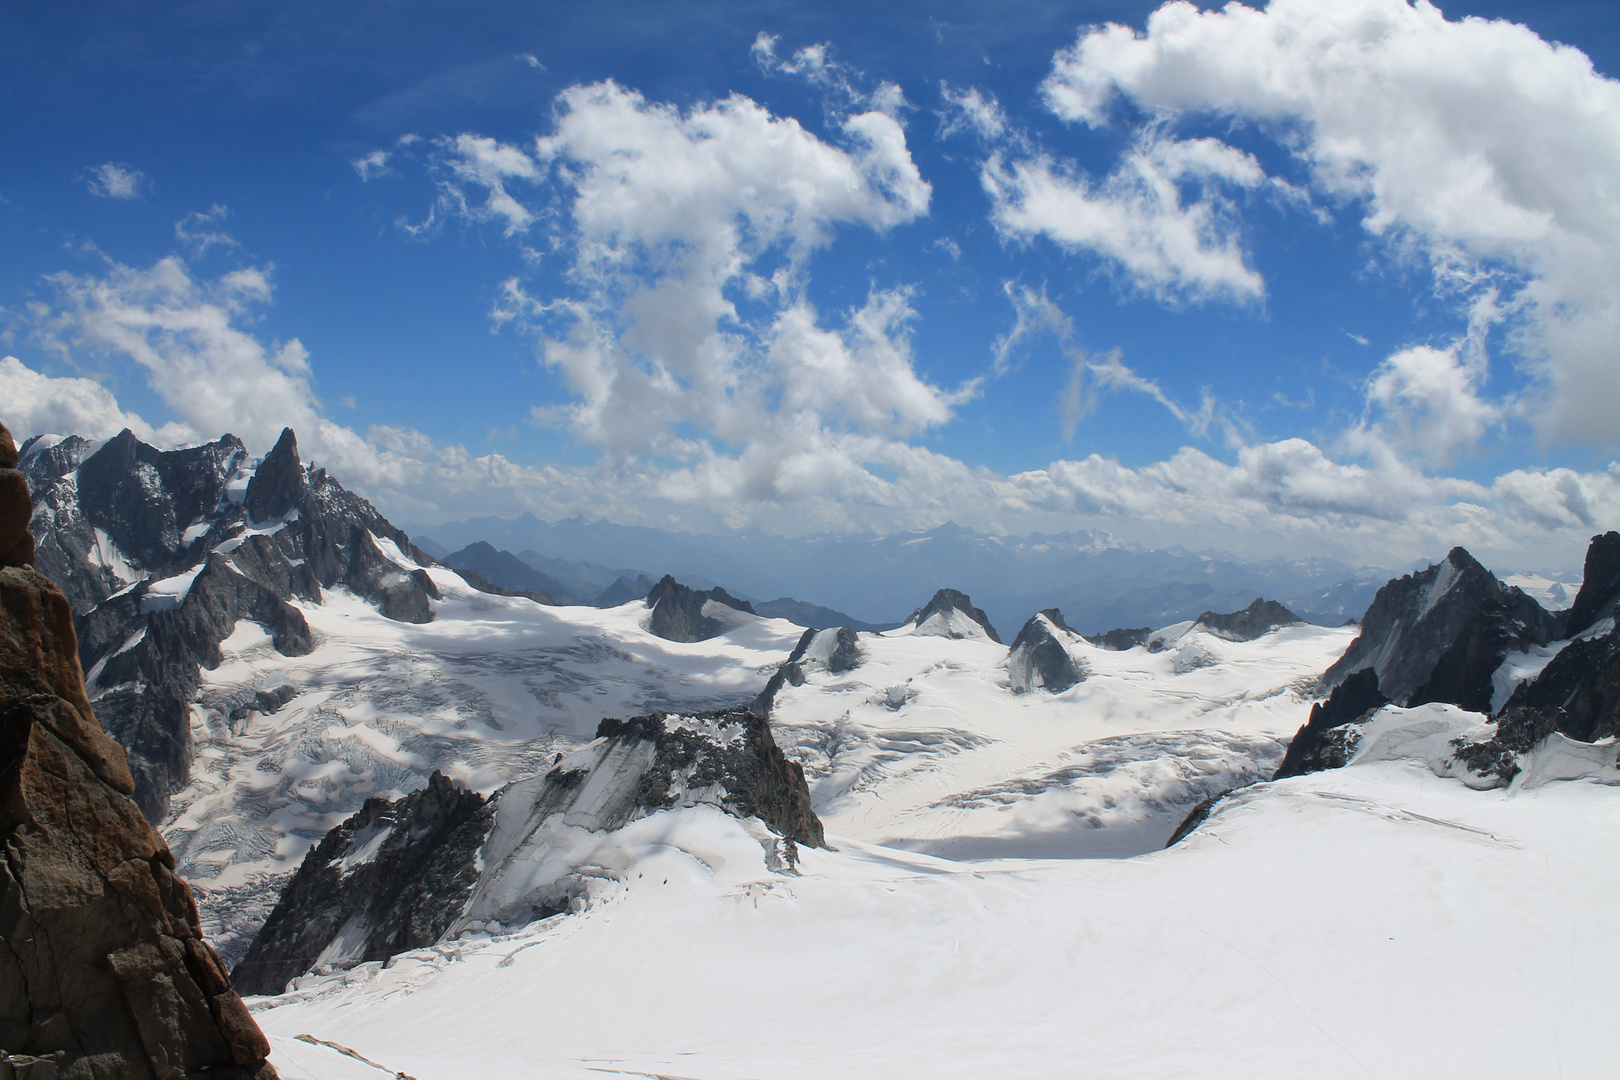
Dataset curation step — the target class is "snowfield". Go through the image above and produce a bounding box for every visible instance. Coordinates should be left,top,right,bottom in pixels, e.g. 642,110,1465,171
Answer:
769,619,1353,858
170,566,806,960
166,552,1620,1080
174,559,1353,961
251,707,1620,1080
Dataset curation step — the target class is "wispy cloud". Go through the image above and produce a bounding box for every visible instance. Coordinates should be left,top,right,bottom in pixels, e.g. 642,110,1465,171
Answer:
84,162,144,200
174,205,238,257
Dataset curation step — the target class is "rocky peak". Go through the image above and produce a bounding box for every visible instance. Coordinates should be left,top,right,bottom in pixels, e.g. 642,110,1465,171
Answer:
243,427,306,523
1193,598,1302,642
0,419,277,1078
1321,546,1557,708
23,424,441,820
643,575,754,642
1007,610,1086,694
644,575,722,642
902,588,1001,644
1564,530,1620,639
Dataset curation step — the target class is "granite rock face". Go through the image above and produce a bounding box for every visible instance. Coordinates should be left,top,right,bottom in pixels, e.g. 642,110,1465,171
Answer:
1562,531,1620,640
1192,598,1301,642
234,707,823,990
1321,547,1558,709
21,426,439,820
1273,534,1620,785
1007,610,1086,694
1272,669,1389,779
0,420,276,1079
231,772,493,997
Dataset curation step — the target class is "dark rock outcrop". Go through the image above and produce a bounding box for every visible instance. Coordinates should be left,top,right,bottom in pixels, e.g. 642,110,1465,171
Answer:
1321,547,1558,708
1085,626,1152,651
0,420,277,1079
642,575,754,642
1563,531,1620,639
242,428,305,523
591,708,824,849
902,588,1001,643
1499,632,1620,744
1007,610,1085,694
1449,706,1562,786
22,426,441,820
644,575,721,642
1280,533,1620,783
1164,789,1232,848
231,772,493,997
1193,598,1301,642
749,628,819,718
824,625,863,674
1273,669,1388,779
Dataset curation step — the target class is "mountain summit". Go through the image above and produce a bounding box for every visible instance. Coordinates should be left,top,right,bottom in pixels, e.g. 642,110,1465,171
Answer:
21,427,439,819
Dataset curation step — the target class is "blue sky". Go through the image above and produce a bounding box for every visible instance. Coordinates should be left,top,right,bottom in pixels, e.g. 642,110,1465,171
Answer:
3,0,1618,569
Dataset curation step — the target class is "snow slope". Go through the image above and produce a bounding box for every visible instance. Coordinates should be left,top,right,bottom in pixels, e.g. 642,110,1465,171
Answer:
769,620,1355,858
171,564,806,960
249,706,1620,1080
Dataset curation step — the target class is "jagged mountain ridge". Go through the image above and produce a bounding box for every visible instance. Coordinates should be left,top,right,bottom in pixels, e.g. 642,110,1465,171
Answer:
0,420,278,1080
22,427,439,819
1272,534,1620,784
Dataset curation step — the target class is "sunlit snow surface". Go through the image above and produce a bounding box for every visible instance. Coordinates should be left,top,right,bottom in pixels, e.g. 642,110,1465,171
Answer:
769,621,1350,858
252,707,1620,1080
170,566,804,959
179,565,1355,960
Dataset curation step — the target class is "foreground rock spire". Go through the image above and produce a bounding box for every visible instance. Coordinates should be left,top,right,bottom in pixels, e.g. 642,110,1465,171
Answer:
0,420,277,1079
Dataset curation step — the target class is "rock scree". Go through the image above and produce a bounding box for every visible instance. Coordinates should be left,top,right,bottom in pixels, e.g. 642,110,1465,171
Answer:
0,419,278,1079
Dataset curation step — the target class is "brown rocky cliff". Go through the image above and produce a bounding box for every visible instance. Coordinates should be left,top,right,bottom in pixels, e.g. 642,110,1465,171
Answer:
0,420,277,1079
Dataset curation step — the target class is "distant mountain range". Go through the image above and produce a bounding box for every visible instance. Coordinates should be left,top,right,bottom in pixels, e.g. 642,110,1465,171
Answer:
406,513,1396,636
437,539,897,630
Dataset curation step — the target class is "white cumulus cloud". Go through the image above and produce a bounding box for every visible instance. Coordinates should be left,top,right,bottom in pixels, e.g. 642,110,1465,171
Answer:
983,131,1271,303
1041,0,1620,446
